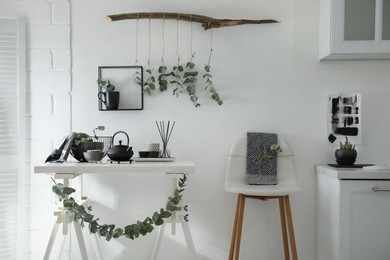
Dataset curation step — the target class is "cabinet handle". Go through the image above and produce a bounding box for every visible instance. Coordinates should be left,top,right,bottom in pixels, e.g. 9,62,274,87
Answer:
372,187,390,192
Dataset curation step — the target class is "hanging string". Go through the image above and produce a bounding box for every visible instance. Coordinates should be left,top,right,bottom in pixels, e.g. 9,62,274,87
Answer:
207,28,213,65
161,13,165,66
135,14,139,64
176,14,180,64
190,14,194,61
148,13,151,67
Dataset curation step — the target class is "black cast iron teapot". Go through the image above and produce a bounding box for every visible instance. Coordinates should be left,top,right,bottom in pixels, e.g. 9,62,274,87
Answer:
107,131,134,162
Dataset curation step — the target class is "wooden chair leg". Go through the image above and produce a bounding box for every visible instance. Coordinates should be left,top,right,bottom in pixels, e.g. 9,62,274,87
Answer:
229,194,246,260
279,197,290,260
284,196,298,260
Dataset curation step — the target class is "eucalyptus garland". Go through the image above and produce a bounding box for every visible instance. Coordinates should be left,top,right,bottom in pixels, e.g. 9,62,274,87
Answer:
51,175,187,241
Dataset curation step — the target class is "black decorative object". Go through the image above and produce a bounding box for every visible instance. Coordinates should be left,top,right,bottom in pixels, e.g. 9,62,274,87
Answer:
71,136,112,162
98,66,143,111
107,131,134,162
335,137,357,166
246,132,279,185
98,91,120,110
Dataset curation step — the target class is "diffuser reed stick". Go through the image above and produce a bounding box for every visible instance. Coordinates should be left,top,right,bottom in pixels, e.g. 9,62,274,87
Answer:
156,120,175,158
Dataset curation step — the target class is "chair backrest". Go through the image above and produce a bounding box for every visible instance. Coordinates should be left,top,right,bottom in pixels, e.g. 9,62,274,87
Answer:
225,135,299,188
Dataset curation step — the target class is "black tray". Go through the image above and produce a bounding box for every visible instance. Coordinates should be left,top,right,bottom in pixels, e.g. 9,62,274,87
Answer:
327,164,374,168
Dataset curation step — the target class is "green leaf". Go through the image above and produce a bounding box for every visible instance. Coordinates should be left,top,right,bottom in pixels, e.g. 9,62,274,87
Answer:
149,83,155,90
146,69,152,74
160,209,171,218
186,62,195,69
152,212,160,223
204,65,211,72
203,73,212,78
183,78,197,85
89,223,98,234
190,95,198,103
158,66,167,73
155,218,164,226
178,66,184,72
63,187,76,195
184,71,198,78
113,228,123,238
186,85,196,95
99,224,109,236
52,185,63,196
83,213,94,222
218,100,223,105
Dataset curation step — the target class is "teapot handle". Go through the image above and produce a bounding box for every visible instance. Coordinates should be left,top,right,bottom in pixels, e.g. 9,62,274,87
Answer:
112,131,129,146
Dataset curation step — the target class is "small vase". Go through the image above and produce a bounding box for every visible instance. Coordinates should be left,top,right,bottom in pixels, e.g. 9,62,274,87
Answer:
335,149,357,166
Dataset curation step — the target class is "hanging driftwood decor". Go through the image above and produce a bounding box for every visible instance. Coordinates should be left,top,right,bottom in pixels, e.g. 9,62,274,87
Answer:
106,12,279,30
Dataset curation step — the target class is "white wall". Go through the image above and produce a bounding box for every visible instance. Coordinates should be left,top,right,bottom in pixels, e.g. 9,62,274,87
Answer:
3,0,390,259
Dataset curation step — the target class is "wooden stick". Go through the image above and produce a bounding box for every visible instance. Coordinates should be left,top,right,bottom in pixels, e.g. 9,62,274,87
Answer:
106,12,279,30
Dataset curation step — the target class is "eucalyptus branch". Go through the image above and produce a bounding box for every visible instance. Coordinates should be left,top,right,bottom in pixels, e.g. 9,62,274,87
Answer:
203,65,223,105
143,68,156,95
52,175,187,241
183,61,199,107
157,65,170,92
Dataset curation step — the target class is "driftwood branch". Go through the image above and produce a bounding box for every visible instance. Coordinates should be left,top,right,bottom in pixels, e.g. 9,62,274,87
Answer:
106,12,279,30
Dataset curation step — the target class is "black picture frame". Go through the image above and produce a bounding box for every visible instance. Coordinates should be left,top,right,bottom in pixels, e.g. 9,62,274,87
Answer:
98,66,144,111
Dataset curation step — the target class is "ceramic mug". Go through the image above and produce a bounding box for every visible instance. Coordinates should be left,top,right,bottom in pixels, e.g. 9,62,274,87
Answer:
98,91,120,110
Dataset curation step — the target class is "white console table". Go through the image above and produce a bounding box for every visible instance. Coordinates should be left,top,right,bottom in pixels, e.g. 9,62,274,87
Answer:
34,161,197,260
316,165,390,260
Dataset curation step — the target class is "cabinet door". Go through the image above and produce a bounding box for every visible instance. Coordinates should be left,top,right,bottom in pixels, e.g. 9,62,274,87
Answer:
340,180,390,260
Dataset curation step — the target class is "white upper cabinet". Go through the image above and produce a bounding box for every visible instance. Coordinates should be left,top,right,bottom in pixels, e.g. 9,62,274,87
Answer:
319,0,390,60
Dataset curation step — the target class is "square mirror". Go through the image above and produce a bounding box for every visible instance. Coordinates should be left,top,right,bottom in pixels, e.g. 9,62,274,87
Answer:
98,66,143,110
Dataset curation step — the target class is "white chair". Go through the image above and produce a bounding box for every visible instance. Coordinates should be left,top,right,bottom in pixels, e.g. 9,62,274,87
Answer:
225,135,299,260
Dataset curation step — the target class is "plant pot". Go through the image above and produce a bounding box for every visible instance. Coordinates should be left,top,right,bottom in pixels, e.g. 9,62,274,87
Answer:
71,141,104,162
335,149,357,166
98,91,120,110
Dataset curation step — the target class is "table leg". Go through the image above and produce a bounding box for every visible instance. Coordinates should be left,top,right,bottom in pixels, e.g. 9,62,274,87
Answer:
91,233,102,260
73,216,89,260
43,215,62,260
180,215,198,260
151,222,167,260
54,235,67,260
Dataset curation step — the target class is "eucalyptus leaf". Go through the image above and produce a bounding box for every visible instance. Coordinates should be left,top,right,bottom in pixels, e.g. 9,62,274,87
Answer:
186,62,195,69
158,66,167,73
190,95,198,102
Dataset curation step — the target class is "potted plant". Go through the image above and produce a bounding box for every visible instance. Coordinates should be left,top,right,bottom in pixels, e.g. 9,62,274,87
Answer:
71,126,107,162
97,79,120,110
335,137,357,165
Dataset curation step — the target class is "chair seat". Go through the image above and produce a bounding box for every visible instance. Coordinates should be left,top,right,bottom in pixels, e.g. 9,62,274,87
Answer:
225,177,299,196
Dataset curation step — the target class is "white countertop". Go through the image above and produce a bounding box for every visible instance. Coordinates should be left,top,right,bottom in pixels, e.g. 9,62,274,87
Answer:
316,165,390,180
34,160,195,175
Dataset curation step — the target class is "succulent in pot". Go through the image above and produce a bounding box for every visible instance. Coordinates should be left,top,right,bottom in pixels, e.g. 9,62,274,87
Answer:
335,137,357,166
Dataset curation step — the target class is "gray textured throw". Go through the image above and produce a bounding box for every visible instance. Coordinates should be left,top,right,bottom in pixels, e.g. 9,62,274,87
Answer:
246,132,278,185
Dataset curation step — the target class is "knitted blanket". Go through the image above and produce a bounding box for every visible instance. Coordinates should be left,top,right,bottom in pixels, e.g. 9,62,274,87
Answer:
246,132,278,185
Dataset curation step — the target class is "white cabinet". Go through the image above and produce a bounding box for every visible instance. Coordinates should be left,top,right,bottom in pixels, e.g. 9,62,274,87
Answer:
319,0,390,60
316,165,390,260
